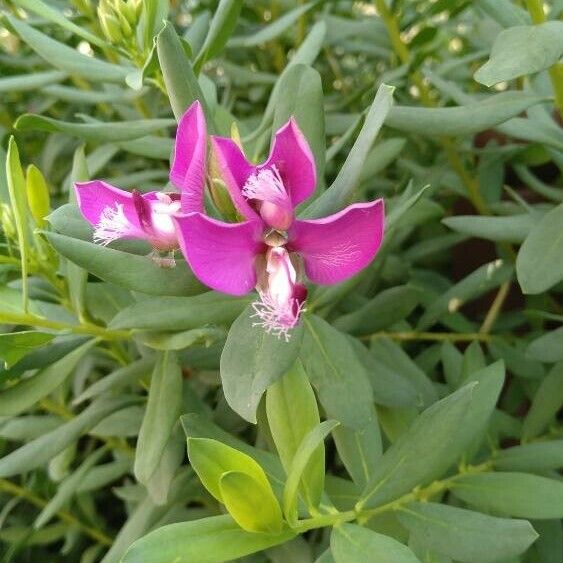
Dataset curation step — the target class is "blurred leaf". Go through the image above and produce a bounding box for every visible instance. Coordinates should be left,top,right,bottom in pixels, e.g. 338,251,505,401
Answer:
452,472,563,519
397,502,538,562
5,15,130,83
517,202,563,294
220,304,304,424
443,213,537,243
331,524,420,563
122,515,294,563
0,70,67,93
0,339,95,416
527,327,563,363
475,22,563,86
134,352,183,485
0,331,54,368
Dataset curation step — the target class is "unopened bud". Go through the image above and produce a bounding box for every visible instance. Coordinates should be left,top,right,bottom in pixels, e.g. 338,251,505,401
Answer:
98,8,123,44
26,165,50,228
116,9,133,38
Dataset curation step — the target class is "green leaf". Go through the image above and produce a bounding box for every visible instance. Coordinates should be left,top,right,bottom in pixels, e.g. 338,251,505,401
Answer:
109,292,248,330
44,232,203,297
122,515,295,563
522,362,563,440
136,327,225,350
229,2,316,47
0,331,54,368
220,471,284,533
11,0,107,48
272,65,325,199
331,524,421,563
334,285,420,336
194,0,243,72
386,92,547,137
134,352,183,485
527,327,563,363
397,502,538,563
417,260,513,330
15,114,174,142
6,137,30,311
474,22,563,86
452,472,563,519
443,214,537,244
283,420,338,525
300,315,374,430
517,202,563,294
493,441,563,472
6,15,130,83
305,84,394,217
219,304,304,424
0,70,67,94
0,397,135,477
156,21,211,123
266,361,324,509
358,384,475,510
0,339,96,416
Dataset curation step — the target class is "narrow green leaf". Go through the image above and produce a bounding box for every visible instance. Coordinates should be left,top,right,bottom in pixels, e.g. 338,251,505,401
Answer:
397,502,538,563
122,514,295,563
0,70,67,93
134,352,183,485
452,472,563,519
527,327,563,363
358,384,475,510
331,524,421,563
220,304,304,423
0,331,54,368
443,213,537,244
283,420,338,525
493,441,563,472
0,339,96,416
474,22,563,86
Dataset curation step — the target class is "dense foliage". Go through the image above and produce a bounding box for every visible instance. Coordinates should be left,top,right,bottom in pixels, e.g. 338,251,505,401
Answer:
1,0,562,562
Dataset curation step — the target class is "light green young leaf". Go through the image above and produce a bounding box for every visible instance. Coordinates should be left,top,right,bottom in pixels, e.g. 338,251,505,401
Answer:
397,502,538,563
122,514,295,563
220,304,304,424
266,361,324,509
283,420,339,525
474,22,563,86
134,352,183,485
331,524,421,563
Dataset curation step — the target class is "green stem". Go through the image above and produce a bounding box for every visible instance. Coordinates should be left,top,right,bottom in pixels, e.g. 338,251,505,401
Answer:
0,478,113,546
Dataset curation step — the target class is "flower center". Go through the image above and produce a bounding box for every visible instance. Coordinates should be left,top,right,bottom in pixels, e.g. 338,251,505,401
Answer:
242,165,293,230
251,247,307,341
93,203,131,246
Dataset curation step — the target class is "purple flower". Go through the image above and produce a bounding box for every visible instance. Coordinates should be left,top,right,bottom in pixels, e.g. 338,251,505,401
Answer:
74,101,206,257
174,118,385,339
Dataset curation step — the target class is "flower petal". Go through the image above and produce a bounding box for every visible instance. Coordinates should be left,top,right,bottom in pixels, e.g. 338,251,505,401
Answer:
170,100,207,213
211,136,258,221
74,180,143,236
262,118,316,208
288,199,384,285
174,213,264,296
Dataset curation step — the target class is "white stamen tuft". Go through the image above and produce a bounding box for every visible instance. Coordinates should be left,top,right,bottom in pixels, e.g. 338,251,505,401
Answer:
93,203,131,246
242,165,288,205
250,293,305,342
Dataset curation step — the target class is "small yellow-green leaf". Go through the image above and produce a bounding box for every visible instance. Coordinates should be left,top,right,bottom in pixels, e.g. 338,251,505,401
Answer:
219,471,283,534
25,165,50,228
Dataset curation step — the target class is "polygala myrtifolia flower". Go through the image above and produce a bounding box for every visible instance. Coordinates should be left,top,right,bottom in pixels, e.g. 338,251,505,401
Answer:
74,101,206,266
174,118,385,340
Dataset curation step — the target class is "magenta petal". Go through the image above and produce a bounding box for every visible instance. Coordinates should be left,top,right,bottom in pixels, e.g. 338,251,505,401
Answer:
288,199,385,285
170,101,207,213
211,136,258,221
174,213,264,296
263,118,316,208
74,180,143,234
